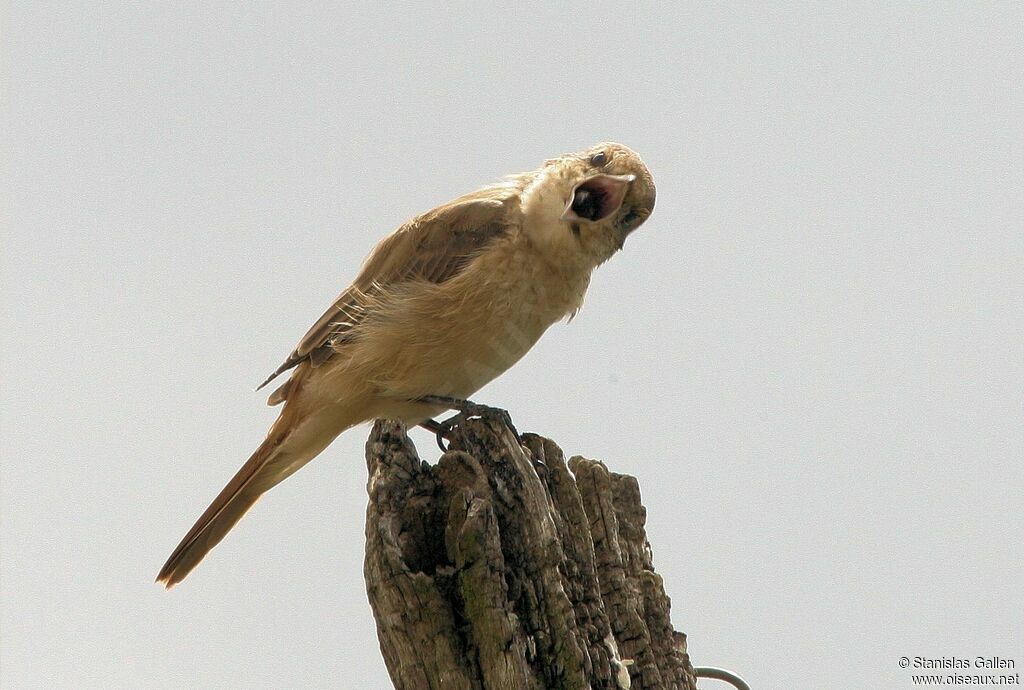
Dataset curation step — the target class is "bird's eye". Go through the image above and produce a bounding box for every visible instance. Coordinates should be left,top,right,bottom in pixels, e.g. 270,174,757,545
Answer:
590,152,607,167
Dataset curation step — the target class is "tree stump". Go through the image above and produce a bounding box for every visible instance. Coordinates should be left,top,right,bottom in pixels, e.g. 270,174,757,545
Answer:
364,417,697,690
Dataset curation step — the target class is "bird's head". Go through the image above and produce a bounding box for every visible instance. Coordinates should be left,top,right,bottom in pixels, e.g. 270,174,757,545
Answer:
520,142,656,268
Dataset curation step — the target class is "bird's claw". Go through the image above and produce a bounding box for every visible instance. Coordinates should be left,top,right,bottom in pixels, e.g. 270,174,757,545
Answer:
434,414,460,452
417,396,521,452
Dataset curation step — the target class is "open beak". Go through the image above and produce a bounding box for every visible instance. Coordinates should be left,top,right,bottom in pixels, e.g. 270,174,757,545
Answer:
561,174,636,223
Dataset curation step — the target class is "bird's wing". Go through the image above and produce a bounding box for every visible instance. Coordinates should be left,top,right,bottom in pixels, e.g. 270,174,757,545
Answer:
257,189,515,393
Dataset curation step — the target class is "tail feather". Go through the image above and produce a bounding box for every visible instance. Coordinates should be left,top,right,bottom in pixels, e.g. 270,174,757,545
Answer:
157,397,354,588
156,436,283,589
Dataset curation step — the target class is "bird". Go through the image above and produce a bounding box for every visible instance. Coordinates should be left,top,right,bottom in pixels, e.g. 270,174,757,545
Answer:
157,142,656,588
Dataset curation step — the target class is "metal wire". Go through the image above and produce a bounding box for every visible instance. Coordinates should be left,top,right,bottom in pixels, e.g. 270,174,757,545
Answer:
694,665,751,690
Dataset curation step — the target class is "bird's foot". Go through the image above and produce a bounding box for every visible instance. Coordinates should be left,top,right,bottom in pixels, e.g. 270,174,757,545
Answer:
417,418,453,452
416,395,520,452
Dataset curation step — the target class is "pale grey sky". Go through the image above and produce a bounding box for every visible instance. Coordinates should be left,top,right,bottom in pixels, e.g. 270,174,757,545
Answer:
2,3,1022,689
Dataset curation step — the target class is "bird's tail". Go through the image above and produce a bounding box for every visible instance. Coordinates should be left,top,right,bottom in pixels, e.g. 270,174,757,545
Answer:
156,401,352,589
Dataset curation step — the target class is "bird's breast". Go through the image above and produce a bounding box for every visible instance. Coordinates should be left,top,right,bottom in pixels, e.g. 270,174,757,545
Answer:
361,238,592,403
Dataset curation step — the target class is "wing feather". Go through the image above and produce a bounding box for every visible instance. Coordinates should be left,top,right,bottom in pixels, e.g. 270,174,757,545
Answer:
257,187,517,395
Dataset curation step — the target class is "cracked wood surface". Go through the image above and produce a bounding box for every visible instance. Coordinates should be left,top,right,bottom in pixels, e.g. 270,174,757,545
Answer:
364,418,696,690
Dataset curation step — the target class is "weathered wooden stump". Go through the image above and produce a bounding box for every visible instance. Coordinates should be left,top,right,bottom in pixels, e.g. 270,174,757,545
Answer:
364,417,697,690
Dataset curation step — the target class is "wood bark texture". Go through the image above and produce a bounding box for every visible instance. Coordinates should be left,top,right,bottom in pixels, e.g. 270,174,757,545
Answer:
364,417,697,690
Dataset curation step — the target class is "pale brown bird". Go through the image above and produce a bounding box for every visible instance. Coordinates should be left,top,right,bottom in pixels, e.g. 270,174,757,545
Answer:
157,142,656,588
